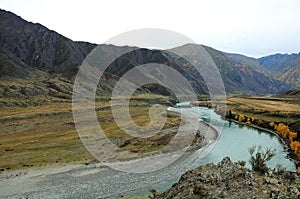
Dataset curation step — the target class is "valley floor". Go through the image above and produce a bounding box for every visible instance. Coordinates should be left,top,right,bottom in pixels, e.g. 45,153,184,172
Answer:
0,94,179,171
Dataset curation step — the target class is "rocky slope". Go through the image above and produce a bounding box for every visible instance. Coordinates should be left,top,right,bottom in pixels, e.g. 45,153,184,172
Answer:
226,52,300,89
0,9,96,76
154,157,300,199
203,46,289,94
276,89,300,100
0,8,297,100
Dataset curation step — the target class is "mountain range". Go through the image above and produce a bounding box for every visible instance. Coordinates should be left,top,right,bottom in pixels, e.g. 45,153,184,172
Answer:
225,52,300,89
0,9,299,102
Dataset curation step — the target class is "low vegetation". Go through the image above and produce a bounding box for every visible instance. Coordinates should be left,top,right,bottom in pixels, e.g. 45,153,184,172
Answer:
0,94,180,172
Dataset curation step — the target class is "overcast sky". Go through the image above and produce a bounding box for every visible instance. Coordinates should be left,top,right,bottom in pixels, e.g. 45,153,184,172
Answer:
1,0,299,58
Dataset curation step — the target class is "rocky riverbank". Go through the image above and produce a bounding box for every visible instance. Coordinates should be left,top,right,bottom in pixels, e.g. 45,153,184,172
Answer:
153,157,300,199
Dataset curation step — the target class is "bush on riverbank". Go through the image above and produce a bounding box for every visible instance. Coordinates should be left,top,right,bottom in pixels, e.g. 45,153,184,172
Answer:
248,145,276,174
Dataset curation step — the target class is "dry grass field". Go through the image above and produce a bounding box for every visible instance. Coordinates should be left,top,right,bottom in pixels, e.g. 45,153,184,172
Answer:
0,94,180,171
227,96,300,123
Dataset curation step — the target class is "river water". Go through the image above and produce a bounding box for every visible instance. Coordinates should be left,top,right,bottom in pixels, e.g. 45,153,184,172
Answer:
194,106,295,170
140,106,296,194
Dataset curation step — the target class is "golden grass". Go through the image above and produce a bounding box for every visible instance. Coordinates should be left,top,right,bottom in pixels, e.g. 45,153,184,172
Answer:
227,97,300,123
97,101,181,153
0,94,179,171
0,111,94,170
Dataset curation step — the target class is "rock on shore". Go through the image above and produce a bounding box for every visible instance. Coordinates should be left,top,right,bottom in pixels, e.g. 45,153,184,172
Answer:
154,157,299,199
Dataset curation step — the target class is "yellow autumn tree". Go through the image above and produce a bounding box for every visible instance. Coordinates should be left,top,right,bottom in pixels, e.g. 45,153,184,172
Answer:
245,118,251,125
275,123,290,139
269,122,275,128
289,131,297,142
290,141,300,159
238,114,244,122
